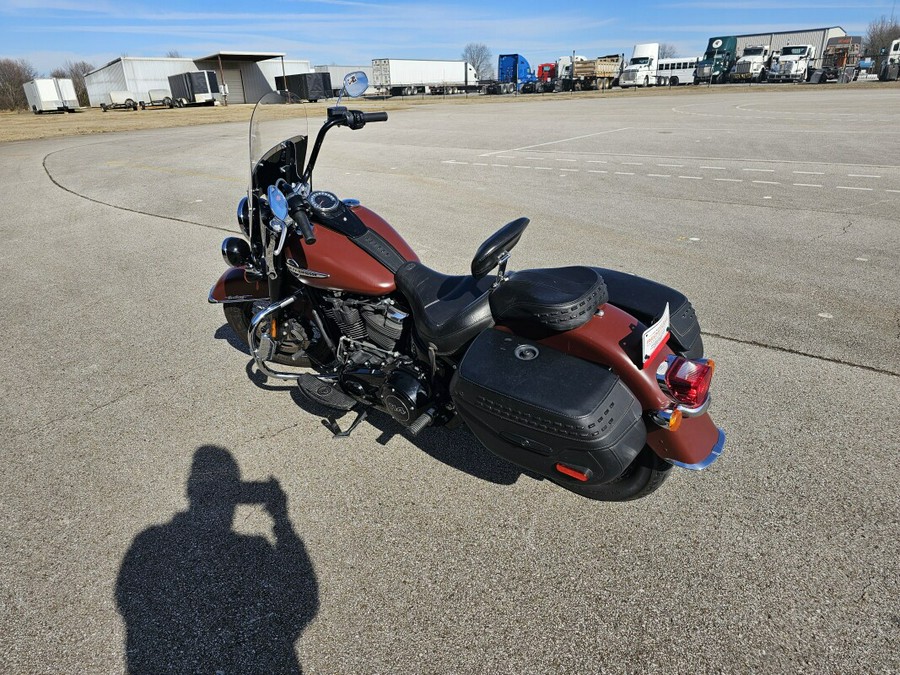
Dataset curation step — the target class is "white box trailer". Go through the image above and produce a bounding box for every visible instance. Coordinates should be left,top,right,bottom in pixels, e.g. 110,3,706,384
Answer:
23,78,79,113
371,59,478,96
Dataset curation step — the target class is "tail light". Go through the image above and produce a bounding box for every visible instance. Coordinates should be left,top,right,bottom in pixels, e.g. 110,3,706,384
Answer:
658,356,715,408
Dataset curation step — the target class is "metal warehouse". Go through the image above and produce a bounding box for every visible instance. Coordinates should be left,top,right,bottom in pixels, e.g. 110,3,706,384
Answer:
734,26,847,59
84,52,312,107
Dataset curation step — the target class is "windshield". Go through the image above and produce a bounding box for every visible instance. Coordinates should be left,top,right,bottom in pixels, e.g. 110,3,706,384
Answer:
743,47,765,56
247,91,308,239
629,57,650,65
781,46,808,56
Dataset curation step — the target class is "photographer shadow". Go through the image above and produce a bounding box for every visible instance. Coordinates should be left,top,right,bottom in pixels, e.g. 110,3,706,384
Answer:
116,445,318,674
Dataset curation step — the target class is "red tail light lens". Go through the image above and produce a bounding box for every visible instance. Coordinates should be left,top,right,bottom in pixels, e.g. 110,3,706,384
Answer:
664,357,715,408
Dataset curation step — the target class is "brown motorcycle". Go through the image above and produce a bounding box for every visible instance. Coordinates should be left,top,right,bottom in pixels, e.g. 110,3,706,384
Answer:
209,72,725,501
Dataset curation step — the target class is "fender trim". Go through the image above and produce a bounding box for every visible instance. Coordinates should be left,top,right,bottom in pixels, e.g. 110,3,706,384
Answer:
208,267,267,304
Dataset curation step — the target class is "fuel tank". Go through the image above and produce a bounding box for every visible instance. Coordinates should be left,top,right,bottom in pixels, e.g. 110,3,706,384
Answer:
284,204,419,296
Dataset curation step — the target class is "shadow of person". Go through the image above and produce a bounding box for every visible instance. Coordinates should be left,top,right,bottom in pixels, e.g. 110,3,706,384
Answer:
116,445,318,674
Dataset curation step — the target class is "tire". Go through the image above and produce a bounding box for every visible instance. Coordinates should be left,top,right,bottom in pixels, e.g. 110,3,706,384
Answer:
555,446,672,502
223,302,311,367
164,97,173,108
101,104,108,112
643,76,649,87
670,76,679,86
125,98,135,109
757,69,766,83
693,77,700,85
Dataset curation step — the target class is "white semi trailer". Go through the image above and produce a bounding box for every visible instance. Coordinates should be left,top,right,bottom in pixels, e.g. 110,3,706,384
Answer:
23,78,79,113
371,59,479,96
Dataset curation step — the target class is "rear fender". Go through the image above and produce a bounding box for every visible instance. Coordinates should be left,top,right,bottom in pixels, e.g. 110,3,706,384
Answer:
503,303,721,467
208,267,267,304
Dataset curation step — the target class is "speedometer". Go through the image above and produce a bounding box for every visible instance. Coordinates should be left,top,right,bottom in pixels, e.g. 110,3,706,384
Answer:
308,191,341,214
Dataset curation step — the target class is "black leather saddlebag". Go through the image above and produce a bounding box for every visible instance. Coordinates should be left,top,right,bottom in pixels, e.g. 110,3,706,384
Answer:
595,268,703,359
450,328,646,484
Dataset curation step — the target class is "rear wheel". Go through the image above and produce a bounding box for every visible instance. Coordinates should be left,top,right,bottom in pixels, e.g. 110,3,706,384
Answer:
554,446,672,502
223,302,311,367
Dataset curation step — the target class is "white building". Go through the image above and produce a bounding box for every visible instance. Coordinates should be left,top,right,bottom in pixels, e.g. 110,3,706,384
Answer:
84,52,312,107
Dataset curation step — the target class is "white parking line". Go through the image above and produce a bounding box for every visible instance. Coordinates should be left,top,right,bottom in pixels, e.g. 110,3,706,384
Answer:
491,164,508,168
588,170,608,174
701,166,727,170
647,173,671,178
794,171,825,175
793,183,823,187
615,171,635,175
534,167,553,171
744,168,775,172
847,174,881,178
714,178,743,182
513,165,531,169
622,162,644,166
479,127,630,156
753,180,780,185
560,168,579,172
658,163,683,168
555,158,577,162
886,189,900,193
678,175,703,180
472,162,488,166
588,160,608,164
836,186,873,191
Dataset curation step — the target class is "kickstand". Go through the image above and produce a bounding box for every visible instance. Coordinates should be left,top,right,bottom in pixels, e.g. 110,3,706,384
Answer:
323,406,368,438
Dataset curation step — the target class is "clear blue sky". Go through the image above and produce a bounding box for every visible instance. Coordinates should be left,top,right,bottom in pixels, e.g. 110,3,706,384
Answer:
0,0,894,74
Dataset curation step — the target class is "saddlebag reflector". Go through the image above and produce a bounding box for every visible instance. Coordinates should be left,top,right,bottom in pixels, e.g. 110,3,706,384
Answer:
450,328,646,485
489,266,608,331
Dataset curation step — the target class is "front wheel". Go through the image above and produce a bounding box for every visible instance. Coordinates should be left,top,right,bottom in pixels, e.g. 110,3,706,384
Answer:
554,446,672,501
223,302,311,367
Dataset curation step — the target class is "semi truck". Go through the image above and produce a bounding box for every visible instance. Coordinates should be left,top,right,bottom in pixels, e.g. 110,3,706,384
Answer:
694,36,737,84
878,37,900,81
619,44,660,87
729,45,771,82
371,59,478,96
23,78,79,113
768,45,816,82
490,54,538,94
559,54,624,90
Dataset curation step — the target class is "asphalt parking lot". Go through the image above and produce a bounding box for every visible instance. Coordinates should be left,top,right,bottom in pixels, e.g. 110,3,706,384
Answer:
1,85,898,673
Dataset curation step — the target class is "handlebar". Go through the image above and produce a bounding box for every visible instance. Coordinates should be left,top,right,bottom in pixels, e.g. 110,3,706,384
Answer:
286,193,317,245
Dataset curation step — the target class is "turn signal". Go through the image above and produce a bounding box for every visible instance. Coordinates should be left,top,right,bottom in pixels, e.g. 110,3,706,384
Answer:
663,357,715,408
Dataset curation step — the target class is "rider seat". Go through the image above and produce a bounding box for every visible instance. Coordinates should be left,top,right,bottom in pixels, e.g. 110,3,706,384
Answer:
394,262,495,355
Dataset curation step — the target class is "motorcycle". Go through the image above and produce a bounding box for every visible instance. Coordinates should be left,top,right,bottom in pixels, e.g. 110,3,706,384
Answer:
209,71,726,502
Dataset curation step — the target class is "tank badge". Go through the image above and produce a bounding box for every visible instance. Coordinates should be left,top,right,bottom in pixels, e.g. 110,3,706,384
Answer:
286,258,330,279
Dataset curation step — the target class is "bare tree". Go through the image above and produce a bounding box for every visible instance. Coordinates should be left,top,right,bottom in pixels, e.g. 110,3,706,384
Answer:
865,15,900,60
462,43,494,80
0,57,37,110
659,43,679,59
166,50,182,58
50,60,94,107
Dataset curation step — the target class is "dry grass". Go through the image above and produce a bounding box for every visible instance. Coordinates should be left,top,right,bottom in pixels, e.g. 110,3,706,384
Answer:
1,80,891,144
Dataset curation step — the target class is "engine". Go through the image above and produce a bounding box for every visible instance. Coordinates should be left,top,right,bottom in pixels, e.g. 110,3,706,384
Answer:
324,295,433,426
